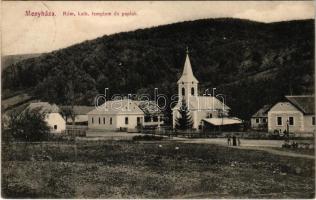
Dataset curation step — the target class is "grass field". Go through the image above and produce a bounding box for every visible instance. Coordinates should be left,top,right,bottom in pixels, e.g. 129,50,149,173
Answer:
2,140,315,198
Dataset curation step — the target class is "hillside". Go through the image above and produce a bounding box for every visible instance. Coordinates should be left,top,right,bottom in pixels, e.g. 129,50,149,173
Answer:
2,53,42,71
2,18,314,121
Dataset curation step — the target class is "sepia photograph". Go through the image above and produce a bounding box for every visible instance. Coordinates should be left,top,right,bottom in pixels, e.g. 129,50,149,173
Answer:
1,1,315,198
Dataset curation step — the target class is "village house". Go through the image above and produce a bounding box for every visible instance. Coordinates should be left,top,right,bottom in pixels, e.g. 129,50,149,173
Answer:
172,50,242,130
87,99,163,132
251,104,271,131
268,95,315,134
27,102,66,133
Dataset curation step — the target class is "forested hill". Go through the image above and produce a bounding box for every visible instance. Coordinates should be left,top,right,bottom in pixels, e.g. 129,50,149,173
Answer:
2,18,314,120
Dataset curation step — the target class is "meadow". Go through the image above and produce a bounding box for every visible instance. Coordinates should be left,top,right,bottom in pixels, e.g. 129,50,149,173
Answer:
2,139,315,198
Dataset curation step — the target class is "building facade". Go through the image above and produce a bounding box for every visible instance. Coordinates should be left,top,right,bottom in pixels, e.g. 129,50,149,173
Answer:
251,105,271,130
268,96,315,133
87,99,163,132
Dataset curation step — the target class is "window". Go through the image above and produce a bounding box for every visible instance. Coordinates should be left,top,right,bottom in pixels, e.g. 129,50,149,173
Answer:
263,118,267,123
145,116,151,122
110,117,112,125
256,118,259,123
103,117,105,124
312,117,315,125
191,87,195,95
182,88,185,96
153,116,158,122
54,125,57,130
208,113,212,118
92,117,94,124
137,117,141,125
277,117,282,126
125,117,128,125
289,117,294,125
99,117,101,124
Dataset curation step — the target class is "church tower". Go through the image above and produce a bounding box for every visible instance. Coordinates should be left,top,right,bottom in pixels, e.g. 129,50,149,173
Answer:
177,48,199,102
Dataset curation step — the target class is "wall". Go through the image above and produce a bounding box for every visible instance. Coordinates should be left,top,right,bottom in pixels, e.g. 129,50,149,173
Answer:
251,117,268,129
268,102,303,132
88,114,144,131
46,113,66,133
303,115,316,133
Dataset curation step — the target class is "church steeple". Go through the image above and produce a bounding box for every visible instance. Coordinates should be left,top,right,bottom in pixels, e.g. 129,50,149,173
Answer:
177,47,199,99
177,47,199,84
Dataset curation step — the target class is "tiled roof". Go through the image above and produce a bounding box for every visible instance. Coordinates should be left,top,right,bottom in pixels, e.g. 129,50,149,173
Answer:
285,95,315,114
252,104,272,118
134,101,163,115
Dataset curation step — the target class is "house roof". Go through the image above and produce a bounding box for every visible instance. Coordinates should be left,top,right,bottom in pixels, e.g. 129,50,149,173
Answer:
203,117,242,126
285,95,315,114
173,96,230,111
60,106,95,115
27,102,60,113
134,101,163,116
177,53,199,84
87,99,144,115
252,104,272,118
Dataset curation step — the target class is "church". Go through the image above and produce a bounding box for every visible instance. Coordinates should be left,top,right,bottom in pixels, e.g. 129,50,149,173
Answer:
172,50,242,130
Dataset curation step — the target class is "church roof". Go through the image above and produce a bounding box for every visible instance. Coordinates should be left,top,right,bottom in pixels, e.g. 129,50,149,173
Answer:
177,53,199,84
87,99,144,115
173,96,230,111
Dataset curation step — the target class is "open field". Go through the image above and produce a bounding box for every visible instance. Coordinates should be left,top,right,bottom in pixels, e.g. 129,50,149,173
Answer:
2,140,315,198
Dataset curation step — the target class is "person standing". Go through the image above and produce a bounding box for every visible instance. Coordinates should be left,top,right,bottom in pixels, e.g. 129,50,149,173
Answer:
232,135,237,146
237,137,241,146
227,135,231,146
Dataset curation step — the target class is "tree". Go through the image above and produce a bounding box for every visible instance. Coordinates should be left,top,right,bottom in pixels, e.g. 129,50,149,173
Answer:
60,106,75,124
175,99,193,130
8,107,50,141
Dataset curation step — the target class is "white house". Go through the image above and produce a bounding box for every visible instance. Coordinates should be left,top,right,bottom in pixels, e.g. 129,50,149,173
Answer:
172,50,242,130
268,95,315,134
27,102,66,133
87,99,163,132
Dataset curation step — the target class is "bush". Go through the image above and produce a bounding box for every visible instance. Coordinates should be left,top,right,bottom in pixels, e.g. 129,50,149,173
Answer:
8,107,50,141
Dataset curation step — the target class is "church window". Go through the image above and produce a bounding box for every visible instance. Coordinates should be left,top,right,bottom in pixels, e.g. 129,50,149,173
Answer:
182,88,185,96
191,87,194,95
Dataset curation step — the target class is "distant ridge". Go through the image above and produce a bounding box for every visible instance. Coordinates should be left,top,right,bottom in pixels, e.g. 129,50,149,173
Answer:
2,18,314,120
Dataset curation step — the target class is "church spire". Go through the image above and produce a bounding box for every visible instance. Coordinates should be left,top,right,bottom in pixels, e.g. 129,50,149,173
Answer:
177,47,199,84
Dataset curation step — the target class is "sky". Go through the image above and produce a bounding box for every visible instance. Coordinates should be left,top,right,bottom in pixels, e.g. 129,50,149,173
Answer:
2,1,314,55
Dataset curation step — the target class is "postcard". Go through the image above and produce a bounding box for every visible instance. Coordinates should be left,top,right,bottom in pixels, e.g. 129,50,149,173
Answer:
1,1,315,198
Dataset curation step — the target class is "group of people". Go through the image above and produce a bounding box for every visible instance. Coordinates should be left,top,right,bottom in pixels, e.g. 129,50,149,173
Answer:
227,135,241,146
